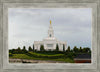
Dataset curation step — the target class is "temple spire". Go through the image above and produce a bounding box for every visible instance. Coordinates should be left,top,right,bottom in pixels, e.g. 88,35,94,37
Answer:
48,20,54,37
50,20,51,25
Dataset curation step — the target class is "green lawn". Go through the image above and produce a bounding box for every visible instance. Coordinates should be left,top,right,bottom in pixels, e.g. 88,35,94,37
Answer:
9,52,74,63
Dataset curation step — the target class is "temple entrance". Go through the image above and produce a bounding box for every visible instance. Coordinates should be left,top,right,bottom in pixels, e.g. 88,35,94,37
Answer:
47,44,53,47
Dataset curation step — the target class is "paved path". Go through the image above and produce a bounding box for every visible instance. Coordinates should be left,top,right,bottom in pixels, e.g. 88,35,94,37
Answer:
9,59,66,63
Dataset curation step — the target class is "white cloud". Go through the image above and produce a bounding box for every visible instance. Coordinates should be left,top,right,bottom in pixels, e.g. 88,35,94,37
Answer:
8,8,92,49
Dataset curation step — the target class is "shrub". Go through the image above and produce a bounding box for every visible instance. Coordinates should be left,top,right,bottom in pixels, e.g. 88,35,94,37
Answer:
63,44,65,52
40,45,45,51
28,46,33,51
56,44,59,51
9,53,13,57
27,52,65,59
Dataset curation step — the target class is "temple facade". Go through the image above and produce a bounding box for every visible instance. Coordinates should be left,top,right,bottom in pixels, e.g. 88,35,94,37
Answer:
34,20,67,51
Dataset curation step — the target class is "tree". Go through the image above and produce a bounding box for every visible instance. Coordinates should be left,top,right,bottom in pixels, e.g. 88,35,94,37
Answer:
11,49,16,54
33,44,35,52
73,46,79,53
22,46,27,53
17,47,21,51
70,49,73,52
67,46,70,52
40,45,44,51
17,47,21,54
56,44,59,51
82,47,91,53
86,48,91,53
63,44,65,52
79,47,82,53
28,46,33,51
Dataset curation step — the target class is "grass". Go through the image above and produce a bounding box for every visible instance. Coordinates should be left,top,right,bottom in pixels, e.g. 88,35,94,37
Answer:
29,52,64,56
10,54,33,59
9,52,74,63
28,52,65,58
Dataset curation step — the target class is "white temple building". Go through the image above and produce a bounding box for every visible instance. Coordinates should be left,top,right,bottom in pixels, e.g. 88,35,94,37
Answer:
34,20,67,51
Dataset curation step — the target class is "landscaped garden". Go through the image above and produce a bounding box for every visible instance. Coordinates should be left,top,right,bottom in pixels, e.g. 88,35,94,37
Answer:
9,45,91,63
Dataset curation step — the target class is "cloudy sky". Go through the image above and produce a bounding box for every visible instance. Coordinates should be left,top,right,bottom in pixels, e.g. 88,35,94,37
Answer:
8,8,92,49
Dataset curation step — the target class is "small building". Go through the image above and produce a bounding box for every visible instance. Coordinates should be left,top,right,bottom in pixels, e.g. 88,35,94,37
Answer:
34,20,67,51
74,54,91,63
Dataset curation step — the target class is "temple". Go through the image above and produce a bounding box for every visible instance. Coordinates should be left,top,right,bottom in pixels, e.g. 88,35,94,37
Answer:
34,20,67,51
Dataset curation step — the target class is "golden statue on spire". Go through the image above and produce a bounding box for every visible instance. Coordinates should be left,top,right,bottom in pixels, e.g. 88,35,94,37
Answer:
50,20,51,25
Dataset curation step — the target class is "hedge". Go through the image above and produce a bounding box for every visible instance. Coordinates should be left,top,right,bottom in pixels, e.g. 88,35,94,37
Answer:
9,53,13,57
26,52,65,59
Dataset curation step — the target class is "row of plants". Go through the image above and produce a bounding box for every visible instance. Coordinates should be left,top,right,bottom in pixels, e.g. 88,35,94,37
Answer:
9,53,75,63
9,44,91,63
9,51,76,60
25,52,65,59
9,44,91,54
